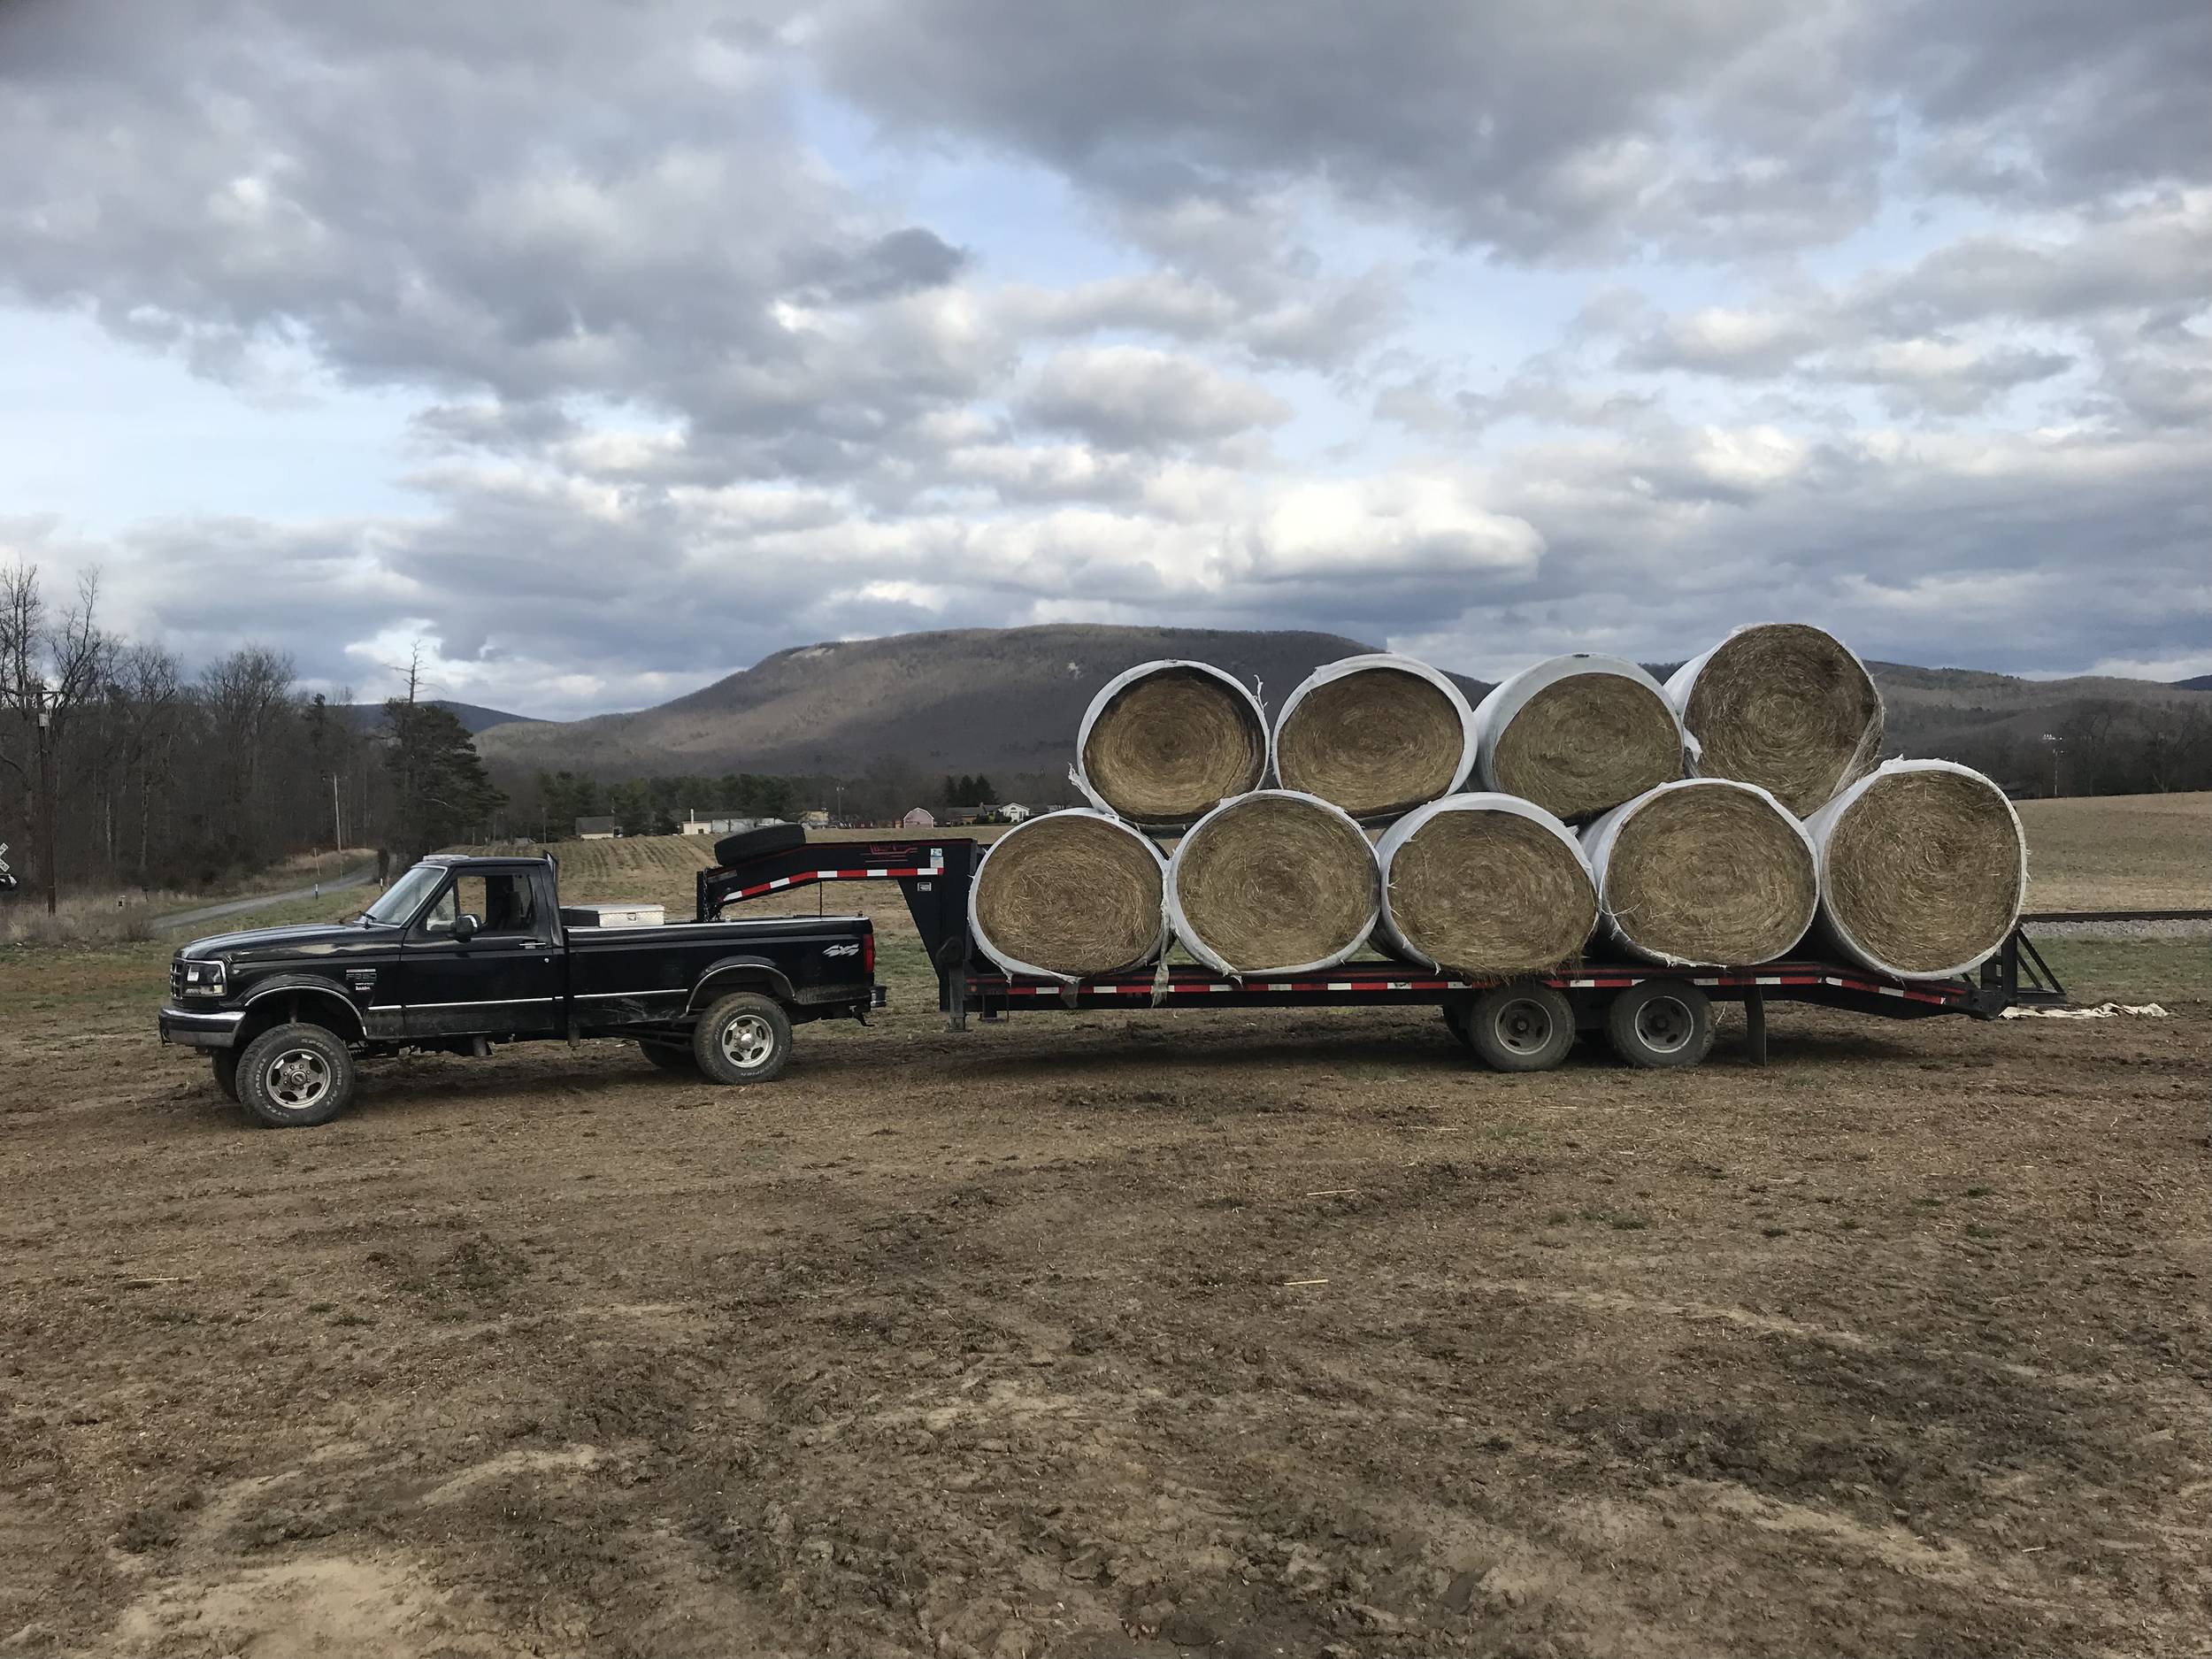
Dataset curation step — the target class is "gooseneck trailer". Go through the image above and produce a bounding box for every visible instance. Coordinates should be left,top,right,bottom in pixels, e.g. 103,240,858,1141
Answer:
696,830,2070,1071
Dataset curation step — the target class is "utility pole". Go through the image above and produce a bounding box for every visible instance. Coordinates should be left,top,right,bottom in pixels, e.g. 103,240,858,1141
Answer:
332,771,344,854
36,683,56,916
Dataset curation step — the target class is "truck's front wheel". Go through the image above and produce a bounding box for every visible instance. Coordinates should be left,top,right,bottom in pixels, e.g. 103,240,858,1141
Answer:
693,994,793,1085
235,1022,357,1128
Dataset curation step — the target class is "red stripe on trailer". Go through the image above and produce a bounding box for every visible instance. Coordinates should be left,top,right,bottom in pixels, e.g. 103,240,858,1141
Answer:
723,864,937,901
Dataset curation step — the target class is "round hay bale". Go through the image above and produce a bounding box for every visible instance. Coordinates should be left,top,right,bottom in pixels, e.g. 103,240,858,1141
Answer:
1272,654,1475,820
1167,790,1379,975
1377,793,1597,976
1473,655,1686,822
1582,780,1818,966
1075,660,1269,826
1666,623,1883,817
969,810,1167,982
1807,760,2024,979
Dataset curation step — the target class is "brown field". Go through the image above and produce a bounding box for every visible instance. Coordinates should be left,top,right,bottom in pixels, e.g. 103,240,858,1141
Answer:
2,831,2208,1658
2015,791,2211,911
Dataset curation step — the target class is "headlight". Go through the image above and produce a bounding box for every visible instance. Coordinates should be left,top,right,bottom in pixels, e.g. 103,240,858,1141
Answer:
180,959,228,996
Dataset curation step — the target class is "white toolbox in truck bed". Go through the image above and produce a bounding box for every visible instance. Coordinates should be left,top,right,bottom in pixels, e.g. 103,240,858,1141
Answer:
560,902,665,929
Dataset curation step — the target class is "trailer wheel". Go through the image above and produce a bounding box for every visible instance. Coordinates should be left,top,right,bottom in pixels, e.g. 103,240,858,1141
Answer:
1465,982,1576,1072
1606,979,1714,1069
693,993,793,1085
638,1038,697,1074
211,1048,241,1102
235,1022,356,1129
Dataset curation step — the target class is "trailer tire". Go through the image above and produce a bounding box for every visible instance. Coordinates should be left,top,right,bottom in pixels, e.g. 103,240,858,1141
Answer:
693,993,793,1085
211,1048,241,1102
1465,982,1576,1072
235,1022,356,1128
638,1039,698,1074
1606,979,1713,1069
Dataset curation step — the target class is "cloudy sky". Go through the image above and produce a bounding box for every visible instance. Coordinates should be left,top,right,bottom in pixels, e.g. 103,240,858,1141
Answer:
3,0,2207,718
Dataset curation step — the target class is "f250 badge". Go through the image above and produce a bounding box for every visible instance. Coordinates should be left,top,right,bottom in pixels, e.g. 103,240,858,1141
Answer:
822,942,861,957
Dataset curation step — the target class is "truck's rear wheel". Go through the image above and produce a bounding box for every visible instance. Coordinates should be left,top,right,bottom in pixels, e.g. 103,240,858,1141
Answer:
1464,982,1576,1072
693,993,793,1084
1606,979,1714,1069
235,1022,357,1128
211,1048,241,1102
638,1038,697,1074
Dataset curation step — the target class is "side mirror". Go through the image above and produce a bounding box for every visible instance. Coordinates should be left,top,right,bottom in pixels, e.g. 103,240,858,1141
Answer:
452,913,481,942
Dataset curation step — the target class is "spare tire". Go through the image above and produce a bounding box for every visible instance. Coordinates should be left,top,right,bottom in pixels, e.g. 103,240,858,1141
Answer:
714,824,808,867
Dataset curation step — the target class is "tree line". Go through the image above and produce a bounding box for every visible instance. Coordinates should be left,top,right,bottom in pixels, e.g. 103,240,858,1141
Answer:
0,559,503,910
1930,699,2212,799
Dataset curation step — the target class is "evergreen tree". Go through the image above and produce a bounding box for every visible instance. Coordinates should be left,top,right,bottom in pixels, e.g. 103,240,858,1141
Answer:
384,700,503,862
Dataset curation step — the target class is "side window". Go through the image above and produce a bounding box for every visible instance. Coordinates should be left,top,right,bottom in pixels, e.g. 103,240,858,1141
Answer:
418,875,485,937
481,872,537,936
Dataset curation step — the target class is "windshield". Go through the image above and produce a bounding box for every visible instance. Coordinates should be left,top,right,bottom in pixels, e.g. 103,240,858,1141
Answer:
361,864,446,926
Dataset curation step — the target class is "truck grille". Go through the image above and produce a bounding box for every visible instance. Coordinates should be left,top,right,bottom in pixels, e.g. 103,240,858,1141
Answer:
169,958,186,1000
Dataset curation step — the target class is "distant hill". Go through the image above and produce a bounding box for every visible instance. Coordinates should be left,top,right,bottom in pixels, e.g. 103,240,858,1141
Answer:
341,699,539,736
2175,674,2212,693
474,625,1490,782
471,623,2209,788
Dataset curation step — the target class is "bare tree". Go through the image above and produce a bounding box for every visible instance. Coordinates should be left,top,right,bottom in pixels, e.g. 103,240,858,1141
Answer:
110,642,182,879
200,645,297,864
0,559,113,913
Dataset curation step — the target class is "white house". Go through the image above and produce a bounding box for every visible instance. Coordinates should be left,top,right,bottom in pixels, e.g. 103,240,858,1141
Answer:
902,806,937,828
680,810,756,836
1000,803,1033,823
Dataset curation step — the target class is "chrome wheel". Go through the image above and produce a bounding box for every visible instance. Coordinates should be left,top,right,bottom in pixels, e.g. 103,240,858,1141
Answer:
265,1047,332,1110
1633,996,1694,1056
719,1013,777,1070
1492,996,1557,1057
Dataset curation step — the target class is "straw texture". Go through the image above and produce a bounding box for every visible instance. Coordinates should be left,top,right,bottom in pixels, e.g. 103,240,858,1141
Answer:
1274,658,1469,818
971,810,1166,979
1486,666,1683,821
1171,791,1379,974
1675,623,1883,816
1594,780,1817,966
1079,664,1268,825
1817,764,2024,976
1382,798,1597,976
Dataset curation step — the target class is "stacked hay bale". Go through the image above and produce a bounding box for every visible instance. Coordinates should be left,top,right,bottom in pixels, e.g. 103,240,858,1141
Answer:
1166,791,1379,974
1472,655,1687,822
1806,760,2026,977
1272,654,1475,820
1071,660,1269,826
1666,623,1883,817
969,810,1168,982
1581,780,1818,966
1376,794,1597,976
985,624,2021,990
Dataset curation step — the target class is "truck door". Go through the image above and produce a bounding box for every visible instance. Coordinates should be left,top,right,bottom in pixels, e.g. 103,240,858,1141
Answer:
396,867,563,1039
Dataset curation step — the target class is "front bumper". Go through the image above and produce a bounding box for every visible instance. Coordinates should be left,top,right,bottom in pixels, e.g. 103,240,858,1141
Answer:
158,1006,247,1049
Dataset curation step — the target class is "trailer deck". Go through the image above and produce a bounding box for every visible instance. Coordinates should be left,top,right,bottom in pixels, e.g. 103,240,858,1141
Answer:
696,833,2069,1068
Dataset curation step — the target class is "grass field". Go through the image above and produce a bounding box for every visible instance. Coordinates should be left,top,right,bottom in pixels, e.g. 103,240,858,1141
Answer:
2,812,2204,1657
2014,790,2209,910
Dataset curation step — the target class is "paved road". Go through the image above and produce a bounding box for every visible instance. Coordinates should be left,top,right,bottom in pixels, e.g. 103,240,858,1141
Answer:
155,865,379,933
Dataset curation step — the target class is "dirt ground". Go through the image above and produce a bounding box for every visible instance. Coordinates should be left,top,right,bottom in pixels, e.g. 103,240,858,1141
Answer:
4,887,2208,1658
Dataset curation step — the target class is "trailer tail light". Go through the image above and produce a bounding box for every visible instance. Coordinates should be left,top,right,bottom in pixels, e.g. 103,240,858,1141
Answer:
864,932,876,979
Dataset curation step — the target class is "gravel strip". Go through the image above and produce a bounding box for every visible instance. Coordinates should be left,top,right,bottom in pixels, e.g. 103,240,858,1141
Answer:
2023,918,2212,942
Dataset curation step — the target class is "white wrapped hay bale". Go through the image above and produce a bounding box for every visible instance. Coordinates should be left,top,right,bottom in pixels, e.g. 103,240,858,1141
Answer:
968,809,1169,983
1582,779,1818,967
1666,622,1884,817
1473,654,1687,822
1167,789,1379,975
1071,660,1270,827
1376,793,1598,977
1271,653,1477,820
1805,759,2026,979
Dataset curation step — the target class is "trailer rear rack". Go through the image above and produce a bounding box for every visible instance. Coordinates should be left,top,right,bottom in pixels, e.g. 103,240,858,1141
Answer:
697,833,2070,1067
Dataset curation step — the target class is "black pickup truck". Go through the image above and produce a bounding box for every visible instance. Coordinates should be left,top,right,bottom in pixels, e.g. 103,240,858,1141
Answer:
158,837,872,1128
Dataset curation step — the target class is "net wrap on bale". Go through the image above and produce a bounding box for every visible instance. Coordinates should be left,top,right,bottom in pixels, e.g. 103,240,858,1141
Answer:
1375,792,1598,977
1071,660,1271,827
1805,759,2025,979
969,809,1168,984
1665,622,1884,817
1473,654,1688,822
1271,653,1477,821
1167,789,1379,976
1581,779,1818,967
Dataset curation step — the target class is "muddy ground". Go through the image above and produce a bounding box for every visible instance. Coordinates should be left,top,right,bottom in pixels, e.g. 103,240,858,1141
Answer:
3,929,2208,1658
